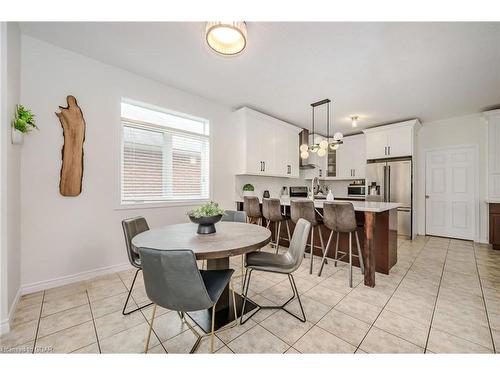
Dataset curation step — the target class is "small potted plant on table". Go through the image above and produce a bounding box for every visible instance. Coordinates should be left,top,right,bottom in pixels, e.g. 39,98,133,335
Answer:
188,201,225,234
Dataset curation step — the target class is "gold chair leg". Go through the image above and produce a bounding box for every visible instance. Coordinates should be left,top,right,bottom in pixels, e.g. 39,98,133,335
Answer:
211,304,216,353
144,304,157,353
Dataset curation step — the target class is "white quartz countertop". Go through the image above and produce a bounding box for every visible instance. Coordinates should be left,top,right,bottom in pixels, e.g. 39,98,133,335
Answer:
236,197,401,213
486,199,500,204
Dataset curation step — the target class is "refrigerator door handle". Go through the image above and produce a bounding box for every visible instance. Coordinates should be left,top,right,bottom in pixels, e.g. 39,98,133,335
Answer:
387,165,391,202
383,165,387,202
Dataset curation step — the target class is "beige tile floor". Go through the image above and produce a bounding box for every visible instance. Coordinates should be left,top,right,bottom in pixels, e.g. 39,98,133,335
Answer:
1,235,499,354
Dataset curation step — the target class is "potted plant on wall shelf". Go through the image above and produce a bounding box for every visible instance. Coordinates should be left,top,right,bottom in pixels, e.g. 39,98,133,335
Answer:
242,183,255,197
11,104,38,145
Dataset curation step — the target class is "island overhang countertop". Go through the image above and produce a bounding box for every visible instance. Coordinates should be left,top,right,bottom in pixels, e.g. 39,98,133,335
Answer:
235,197,401,213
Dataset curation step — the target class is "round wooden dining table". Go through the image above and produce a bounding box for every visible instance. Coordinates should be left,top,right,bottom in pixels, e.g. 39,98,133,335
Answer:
132,221,271,333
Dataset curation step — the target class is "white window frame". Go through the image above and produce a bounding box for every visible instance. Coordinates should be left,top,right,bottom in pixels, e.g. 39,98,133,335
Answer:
115,99,212,210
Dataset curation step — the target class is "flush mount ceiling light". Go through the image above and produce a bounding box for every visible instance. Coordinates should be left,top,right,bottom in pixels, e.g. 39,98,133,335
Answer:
351,116,359,128
206,22,247,55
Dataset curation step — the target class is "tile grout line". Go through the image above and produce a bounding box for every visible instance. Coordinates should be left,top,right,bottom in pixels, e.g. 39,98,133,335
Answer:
355,237,431,353
31,290,45,354
422,239,451,353
473,243,497,353
85,290,102,354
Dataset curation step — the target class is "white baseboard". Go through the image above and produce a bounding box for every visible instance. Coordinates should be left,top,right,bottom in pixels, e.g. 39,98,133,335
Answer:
20,262,133,296
0,288,21,335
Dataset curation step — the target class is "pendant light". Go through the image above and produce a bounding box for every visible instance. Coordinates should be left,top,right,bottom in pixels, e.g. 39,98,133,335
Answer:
300,99,343,159
206,22,247,55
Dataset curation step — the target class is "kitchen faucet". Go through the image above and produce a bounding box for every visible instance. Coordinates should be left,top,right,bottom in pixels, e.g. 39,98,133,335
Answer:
310,176,319,199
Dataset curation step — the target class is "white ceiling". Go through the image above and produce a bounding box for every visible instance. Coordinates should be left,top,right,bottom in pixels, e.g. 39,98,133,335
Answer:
19,22,500,135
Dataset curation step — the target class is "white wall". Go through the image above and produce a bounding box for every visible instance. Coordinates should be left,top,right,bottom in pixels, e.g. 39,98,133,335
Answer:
0,22,21,333
20,36,239,290
416,113,488,242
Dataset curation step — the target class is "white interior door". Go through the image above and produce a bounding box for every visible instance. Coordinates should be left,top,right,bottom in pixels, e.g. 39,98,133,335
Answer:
425,147,476,240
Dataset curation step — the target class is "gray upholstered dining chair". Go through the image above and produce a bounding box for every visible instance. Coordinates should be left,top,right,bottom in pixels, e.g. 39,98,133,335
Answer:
318,202,365,287
240,218,311,324
262,198,291,253
139,248,238,354
121,217,153,315
222,210,247,281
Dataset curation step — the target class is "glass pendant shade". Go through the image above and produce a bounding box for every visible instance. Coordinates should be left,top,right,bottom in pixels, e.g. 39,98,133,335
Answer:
317,148,326,157
300,144,309,152
319,139,328,150
206,22,247,55
331,143,339,150
333,132,343,141
300,151,309,159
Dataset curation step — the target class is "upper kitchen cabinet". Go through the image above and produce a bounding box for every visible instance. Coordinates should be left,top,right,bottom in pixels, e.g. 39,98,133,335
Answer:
336,134,366,179
484,109,500,199
363,119,421,160
234,107,301,178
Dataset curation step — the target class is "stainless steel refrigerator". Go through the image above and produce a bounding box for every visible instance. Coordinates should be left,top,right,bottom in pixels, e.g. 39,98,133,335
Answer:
366,158,412,237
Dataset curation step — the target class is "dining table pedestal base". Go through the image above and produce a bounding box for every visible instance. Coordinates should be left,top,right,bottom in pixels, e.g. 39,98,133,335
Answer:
186,256,257,334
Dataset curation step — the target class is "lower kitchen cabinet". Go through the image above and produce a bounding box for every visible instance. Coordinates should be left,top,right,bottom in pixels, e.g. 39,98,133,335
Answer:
489,203,500,250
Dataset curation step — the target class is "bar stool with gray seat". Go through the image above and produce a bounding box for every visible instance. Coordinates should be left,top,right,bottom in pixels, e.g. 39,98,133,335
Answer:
121,217,154,315
262,198,291,253
244,196,262,225
139,248,238,353
291,199,327,274
318,202,365,287
240,218,311,324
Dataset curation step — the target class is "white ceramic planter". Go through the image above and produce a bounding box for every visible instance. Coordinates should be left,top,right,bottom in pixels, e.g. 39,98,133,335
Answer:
242,190,254,197
11,128,24,145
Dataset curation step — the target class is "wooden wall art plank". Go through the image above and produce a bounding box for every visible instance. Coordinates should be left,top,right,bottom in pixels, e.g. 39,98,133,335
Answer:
56,95,86,197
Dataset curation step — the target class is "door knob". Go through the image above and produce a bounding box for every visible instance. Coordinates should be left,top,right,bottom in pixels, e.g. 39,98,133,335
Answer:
425,195,430,199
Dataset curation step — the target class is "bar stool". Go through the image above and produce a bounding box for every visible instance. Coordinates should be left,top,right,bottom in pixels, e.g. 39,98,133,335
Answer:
318,202,364,287
262,198,291,253
290,199,327,274
244,196,262,225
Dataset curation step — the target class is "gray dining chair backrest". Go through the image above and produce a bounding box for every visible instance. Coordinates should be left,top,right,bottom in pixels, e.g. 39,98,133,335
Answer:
286,218,311,272
222,210,246,223
290,199,317,225
262,198,283,222
244,196,261,218
138,248,214,312
122,217,149,268
333,202,357,233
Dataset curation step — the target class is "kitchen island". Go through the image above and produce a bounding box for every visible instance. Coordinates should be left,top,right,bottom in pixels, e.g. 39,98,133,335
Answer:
236,198,401,287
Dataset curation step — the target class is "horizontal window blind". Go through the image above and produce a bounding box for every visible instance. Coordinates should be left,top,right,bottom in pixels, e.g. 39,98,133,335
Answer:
121,103,209,204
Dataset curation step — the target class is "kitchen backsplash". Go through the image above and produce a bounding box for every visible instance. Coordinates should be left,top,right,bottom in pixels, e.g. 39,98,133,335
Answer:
234,175,353,200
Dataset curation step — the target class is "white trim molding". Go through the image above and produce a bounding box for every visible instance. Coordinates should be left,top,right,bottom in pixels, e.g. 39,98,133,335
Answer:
21,262,133,295
0,288,21,335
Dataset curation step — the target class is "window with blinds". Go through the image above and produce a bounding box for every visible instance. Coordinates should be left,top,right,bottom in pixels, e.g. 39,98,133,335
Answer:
120,102,210,205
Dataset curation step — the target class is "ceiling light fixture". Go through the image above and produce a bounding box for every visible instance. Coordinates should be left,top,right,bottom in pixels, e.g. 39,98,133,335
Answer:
351,116,359,128
206,22,247,55
300,99,343,159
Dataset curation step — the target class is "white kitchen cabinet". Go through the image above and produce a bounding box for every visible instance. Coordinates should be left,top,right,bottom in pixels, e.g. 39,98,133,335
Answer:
363,120,419,160
235,107,301,178
485,109,500,199
336,134,366,179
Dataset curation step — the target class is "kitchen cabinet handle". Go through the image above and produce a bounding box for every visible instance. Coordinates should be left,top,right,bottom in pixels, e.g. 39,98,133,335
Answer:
260,161,263,172
353,169,355,177
384,146,387,155
263,161,266,172
388,146,391,155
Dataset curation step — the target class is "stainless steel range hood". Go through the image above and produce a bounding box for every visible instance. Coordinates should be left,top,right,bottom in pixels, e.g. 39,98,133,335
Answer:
299,129,317,169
